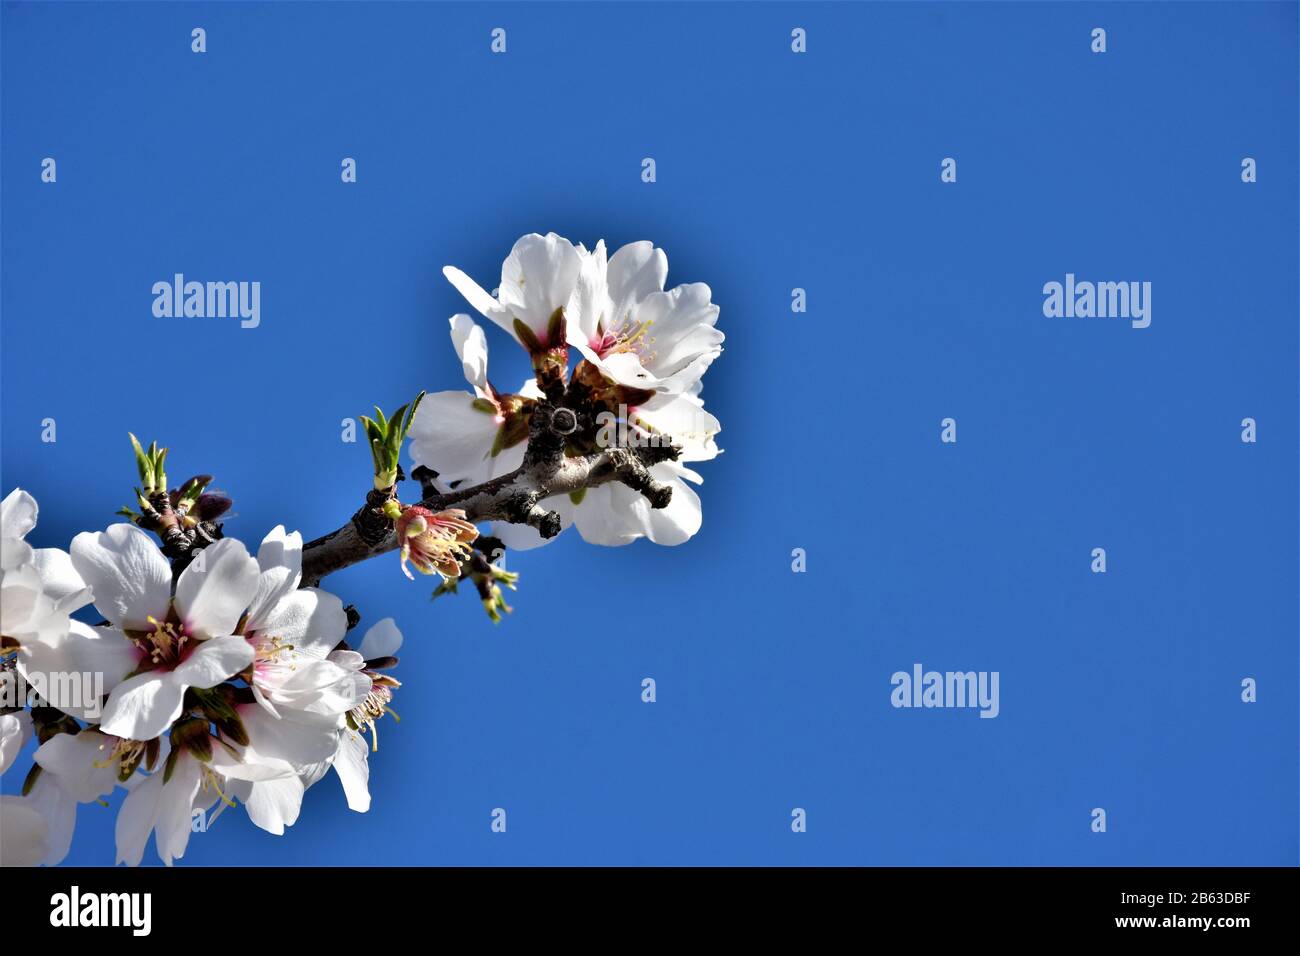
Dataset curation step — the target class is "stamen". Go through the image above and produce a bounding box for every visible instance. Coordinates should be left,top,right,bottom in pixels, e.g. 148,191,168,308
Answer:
594,315,656,362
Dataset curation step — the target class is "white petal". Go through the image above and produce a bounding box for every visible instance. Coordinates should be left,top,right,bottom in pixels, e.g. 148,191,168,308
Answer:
0,489,38,541
486,437,527,480
357,617,403,659
0,795,49,867
0,712,32,775
632,393,721,463
408,390,500,483
605,240,667,319
242,775,305,835
70,524,171,630
639,284,723,384
153,755,202,866
326,648,366,673
251,680,281,719
640,470,702,546
572,484,644,547
172,635,255,688
114,769,163,867
248,526,302,625
298,753,332,792
239,704,340,768
0,564,42,631
332,731,371,813
17,621,139,723
497,233,582,342
33,730,119,803
442,265,514,339
0,535,33,573
564,239,609,340
29,548,90,614
28,774,76,866
449,314,491,395
99,672,186,742
267,658,368,716
174,538,259,640
253,587,346,660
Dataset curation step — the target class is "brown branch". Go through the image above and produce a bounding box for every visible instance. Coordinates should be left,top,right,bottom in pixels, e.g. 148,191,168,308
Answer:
299,402,680,587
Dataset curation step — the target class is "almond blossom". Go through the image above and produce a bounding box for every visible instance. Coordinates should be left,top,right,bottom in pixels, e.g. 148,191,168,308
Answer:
243,525,367,721
408,314,541,486
443,232,582,367
301,617,405,813
3,230,725,867
1,489,90,654
62,524,259,742
566,239,723,396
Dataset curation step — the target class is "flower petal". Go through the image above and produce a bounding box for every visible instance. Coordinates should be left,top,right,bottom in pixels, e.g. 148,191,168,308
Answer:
408,390,500,484
28,774,78,866
114,769,163,867
172,635,255,689
639,468,703,546
571,484,644,547
631,283,724,390
0,488,38,541
17,621,140,723
632,392,722,463
605,240,667,319
253,587,346,660
1,795,49,867
248,526,302,625
266,658,368,716
238,705,339,769
242,775,305,835
0,712,32,775
449,314,491,396
497,233,582,342
0,536,33,574
70,524,171,630
153,754,203,866
564,239,609,341
357,617,403,659
174,538,259,640
332,731,371,813
33,730,120,804
442,266,514,337
98,672,186,742
0,564,42,632
29,548,91,614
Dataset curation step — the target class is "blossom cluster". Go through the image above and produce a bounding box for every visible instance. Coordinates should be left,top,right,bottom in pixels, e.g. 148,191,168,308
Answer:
0,233,723,866
1,491,400,866
411,233,724,549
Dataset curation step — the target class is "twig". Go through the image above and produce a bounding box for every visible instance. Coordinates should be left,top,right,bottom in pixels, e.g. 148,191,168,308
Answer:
299,401,680,586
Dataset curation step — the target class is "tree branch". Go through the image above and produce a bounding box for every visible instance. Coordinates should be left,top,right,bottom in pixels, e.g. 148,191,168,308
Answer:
299,402,680,587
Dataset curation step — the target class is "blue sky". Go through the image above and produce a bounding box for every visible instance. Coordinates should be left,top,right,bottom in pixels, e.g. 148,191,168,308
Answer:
2,1,1296,865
